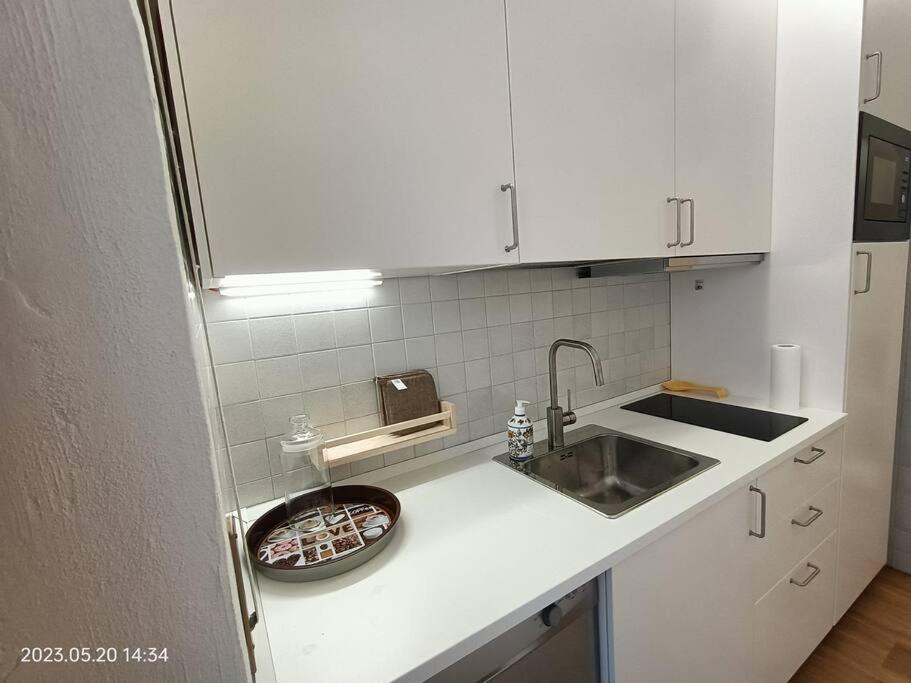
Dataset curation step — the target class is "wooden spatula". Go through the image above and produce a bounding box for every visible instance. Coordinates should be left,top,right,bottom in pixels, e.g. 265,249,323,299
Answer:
661,379,729,399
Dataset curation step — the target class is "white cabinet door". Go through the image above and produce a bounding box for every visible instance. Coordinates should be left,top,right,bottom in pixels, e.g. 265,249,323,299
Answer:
611,488,754,683
171,1,517,276
837,241,909,619
674,0,777,255
861,0,911,131
505,0,677,263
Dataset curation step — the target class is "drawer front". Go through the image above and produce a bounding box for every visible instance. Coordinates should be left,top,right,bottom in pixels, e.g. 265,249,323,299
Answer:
752,478,839,600
756,427,843,522
753,532,836,683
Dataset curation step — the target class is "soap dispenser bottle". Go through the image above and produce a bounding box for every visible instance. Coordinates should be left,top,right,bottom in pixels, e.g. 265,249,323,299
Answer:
507,400,534,463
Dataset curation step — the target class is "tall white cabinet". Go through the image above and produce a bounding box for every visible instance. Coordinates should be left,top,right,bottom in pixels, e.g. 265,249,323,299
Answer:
837,242,909,619
169,0,518,276
861,0,911,132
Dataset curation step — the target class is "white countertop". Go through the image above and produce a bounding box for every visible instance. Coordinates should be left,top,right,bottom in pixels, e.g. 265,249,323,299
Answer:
247,389,845,683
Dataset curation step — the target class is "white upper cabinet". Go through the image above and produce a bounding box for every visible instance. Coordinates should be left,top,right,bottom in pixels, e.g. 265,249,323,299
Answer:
170,1,517,277
674,0,778,255
505,0,677,263
861,0,911,131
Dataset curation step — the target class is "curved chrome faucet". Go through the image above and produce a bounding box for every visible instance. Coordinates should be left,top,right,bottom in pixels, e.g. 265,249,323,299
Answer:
547,339,605,450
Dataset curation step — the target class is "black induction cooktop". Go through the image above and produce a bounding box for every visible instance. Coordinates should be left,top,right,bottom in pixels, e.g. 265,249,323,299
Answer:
621,394,808,442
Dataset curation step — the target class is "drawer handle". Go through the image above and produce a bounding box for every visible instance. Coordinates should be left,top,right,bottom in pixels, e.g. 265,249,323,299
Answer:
794,447,825,465
749,485,767,538
790,562,821,587
791,506,823,527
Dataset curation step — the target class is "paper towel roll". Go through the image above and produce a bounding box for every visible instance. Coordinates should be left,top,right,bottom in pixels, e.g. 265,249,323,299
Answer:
770,344,801,411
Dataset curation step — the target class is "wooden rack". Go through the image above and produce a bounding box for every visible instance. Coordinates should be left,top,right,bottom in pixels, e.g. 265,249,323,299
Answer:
322,401,457,466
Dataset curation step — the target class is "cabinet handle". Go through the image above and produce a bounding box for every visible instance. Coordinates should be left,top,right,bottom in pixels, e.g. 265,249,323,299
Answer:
666,197,681,248
790,563,821,587
502,183,519,253
680,198,695,247
791,505,823,528
864,51,883,104
794,447,825,465
749,485,767,538
854,251,872,294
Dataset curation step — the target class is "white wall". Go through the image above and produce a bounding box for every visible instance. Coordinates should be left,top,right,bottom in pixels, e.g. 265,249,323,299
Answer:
0,2,248,679
671,0,862,411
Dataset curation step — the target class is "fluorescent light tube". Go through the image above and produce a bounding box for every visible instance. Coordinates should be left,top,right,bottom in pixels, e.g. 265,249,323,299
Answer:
215,270,383,297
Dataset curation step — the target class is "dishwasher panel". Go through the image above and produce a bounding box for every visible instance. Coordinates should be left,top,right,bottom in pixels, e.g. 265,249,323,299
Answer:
428,579,600,683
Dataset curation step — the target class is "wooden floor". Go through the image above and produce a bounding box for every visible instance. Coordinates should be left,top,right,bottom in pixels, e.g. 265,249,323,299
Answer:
792,566,911,682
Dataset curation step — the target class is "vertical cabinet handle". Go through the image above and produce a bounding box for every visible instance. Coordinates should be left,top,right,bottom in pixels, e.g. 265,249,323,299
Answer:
794,446,825,464
854,251,872,294
791,505,823,527
790,563,821,587
749,485,767,538
864,51,883,104
680,198,695,247
666,197,681,248
502,183,519,253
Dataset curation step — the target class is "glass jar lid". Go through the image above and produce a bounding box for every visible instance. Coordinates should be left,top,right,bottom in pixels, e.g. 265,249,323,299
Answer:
280,414,323,453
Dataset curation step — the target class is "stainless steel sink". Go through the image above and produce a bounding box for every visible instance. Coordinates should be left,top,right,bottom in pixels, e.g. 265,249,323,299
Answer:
494,424,719,518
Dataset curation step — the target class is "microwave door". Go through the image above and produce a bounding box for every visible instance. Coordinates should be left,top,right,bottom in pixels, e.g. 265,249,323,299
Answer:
864,137,910,223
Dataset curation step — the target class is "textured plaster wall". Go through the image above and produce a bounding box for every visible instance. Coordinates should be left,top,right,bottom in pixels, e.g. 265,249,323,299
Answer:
0,2,247,680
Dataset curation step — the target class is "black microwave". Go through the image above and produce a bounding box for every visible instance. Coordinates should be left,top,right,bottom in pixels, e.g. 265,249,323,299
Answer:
855,113,911,241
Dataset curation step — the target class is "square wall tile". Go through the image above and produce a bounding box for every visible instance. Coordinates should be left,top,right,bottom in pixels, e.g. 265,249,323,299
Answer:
509,294,532,323
438,363,467,396
467,388,493,421
208,321,252,364
300,350,341,391
460,298,487,330
373,340,406,375
334,309,371,347
399,276,430,304
228,440,271,485
302,387,345,426
402,303,434,338
508,270,531,294
405,336,436,370
484,270,509,296
369,306,404,342
294,312,336,352
492,382,517,413
341,381,378,419
435,332,464,365
463,328,490,361
339,345,376,384
457,272,485,299
223,402,265,445
466,358,491,390
531,269,552,292
261,394,304,437
256,356,302,398
553,290,573,317
432,300,461,334
367,279,400,307
532,291,553,321
489,325,512,356
485,296,510,326
250,316,296,359
491,353,515,385
215,362,260,404
429,275,459,301
511,322,534,351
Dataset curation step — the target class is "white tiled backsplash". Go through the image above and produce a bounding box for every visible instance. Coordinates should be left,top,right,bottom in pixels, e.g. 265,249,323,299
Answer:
205,267,671,507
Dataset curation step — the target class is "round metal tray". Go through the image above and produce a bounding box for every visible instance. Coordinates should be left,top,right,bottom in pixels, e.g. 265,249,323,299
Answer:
245,485,400,582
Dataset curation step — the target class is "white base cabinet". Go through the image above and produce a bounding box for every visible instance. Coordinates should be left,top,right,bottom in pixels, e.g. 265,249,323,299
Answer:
611,427,845,683
611,488,754,683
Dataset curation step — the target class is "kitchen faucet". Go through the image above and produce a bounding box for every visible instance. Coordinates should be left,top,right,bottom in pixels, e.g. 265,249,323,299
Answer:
547,339,605,450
